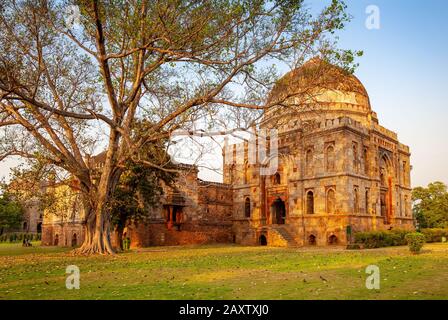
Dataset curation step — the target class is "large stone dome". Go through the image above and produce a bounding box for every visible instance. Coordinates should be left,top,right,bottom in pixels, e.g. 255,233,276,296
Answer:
262,58,372,127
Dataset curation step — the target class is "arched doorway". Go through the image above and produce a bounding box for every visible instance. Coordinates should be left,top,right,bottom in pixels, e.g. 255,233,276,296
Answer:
37,222,42,233
273,172,281,185
71,233,77,247
165,205,184,230
308,234,316,245
380,154,393,224
259,235,267,246
328,235,338,245
306,191,314,214
244,197,251,218
272,198,286,224
54,234,59,246
326,189,335,214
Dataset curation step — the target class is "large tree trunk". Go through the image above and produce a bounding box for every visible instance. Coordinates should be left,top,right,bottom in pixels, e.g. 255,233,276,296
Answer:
74,178,122,254
74,172,118,254
75,128,122,255
75,201,115,255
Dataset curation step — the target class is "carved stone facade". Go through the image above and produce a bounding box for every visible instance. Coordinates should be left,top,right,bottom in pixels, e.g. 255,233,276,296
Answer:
226,59,414,246
42,165,234,248
121,165,233,248
41,184,85,246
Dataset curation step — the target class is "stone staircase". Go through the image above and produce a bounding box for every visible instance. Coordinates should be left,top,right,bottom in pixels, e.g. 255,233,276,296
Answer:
261,225,300,247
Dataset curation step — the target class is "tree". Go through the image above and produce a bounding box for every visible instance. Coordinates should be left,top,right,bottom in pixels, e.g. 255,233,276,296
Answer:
110,133,176,250
0,193,23,235
0,0,359,254
412,182,448,229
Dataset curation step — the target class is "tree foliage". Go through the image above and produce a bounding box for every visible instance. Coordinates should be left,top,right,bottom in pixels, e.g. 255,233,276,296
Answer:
110,131,176,250
0,193,23,234
0,0,359,254
412,182,448,229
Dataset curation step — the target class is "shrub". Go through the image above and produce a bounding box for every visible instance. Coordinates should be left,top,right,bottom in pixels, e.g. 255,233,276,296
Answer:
354,229,410,248
0,232,41,243
421,228,448,243
405,232,426,254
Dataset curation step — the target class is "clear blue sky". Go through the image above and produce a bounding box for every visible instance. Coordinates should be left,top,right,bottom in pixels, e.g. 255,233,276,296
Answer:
332,0,448,187
1,1,447,188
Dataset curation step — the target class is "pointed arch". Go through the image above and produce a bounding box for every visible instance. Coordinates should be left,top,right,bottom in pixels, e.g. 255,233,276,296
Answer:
380,153,393,187
273,172,281,185
308,234,317,245
325,145,335,172
306,190,315,214
243,161,250,184
244,197,251,218
365,189,370,214
72,233,78,247
352,142,359,173
404,195,409,217
326,188,336,214
354,187,360,214
364,147,369,174
328,234,338,245
305,148,313,175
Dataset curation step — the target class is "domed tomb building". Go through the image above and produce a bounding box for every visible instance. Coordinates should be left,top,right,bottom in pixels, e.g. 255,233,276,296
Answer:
226,59,414,246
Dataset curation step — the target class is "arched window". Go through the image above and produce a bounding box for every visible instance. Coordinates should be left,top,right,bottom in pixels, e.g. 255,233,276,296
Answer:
404,195,409,216
352,143,359,173
328,235,338,245
354,188,359,214
308,234,316,245
306,149,313,175
273,172,281,185
306,191,314,214
71,233,77,247
326,145,335,172
326,189,335,214
229,164,235,184
244,162,250,184
365,189,370,214
380,155,392,187
244,197,251,218
364,148,369,174
402,161,407,185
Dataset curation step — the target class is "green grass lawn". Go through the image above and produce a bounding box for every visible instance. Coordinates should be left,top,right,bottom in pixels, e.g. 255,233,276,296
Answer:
0,242,447,300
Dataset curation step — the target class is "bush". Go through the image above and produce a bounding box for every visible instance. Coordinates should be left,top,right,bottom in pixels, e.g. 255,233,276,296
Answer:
354,229,409,248
405,232,426,254
0,232,41,243
421,228,448,243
